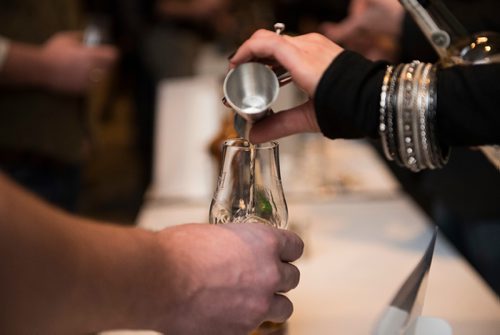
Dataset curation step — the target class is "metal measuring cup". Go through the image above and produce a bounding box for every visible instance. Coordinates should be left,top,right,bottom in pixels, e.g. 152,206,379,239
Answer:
222,23,292,137
223,62,279,122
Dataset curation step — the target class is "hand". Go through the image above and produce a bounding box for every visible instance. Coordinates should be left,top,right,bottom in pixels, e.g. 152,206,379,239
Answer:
40,31,118,94
152,223,303,335
230,29,344,143
319,0,403,61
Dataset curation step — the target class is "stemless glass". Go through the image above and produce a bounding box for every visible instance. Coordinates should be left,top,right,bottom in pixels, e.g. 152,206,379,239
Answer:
209,138,288,335
209,138,288,229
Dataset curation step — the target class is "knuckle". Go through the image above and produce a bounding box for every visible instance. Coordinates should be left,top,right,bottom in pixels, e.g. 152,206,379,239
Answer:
280,295,294,315
308,32,326,42
283,299,294,319
253,29,271,38
248,295,271,320
290,264,301,288
266,264,282,288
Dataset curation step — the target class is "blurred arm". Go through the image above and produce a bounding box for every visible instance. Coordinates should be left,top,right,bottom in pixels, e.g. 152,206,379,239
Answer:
0,172,303,334
0,172,160,334
0,40,51,88
0,32,118,94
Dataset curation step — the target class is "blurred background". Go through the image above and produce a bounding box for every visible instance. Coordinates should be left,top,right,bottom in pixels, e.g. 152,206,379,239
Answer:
0,0,498,295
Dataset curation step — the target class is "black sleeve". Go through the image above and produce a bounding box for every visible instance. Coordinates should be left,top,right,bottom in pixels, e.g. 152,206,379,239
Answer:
314,50,500,146
437,63,500,146
314,51,386,140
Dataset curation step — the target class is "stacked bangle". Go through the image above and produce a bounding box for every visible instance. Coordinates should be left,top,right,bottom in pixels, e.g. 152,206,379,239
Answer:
378,61,449,171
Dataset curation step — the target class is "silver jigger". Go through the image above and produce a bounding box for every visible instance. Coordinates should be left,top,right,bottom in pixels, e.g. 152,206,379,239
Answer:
223,62,279,122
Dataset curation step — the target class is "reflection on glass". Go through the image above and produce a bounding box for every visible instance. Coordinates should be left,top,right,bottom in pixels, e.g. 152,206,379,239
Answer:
209,138,288,229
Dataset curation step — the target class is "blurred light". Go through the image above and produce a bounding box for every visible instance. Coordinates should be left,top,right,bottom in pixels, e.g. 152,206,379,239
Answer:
477,36,489,44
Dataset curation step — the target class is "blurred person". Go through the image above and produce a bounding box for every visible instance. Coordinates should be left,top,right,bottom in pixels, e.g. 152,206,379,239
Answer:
0,0,118,212
97,0,274,195
0,171,303,334
229,29,500,293
86,0,233,194
319,0,500,63
319,0,404,61
317,0,500,294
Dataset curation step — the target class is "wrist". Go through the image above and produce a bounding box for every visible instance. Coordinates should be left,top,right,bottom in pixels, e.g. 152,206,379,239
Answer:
117,227,171,331
0,41,52,89
70,222,167,332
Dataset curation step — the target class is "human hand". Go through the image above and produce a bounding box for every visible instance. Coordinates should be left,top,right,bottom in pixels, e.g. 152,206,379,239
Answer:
39,31,118,94
319,0,404,61
230,29,344,143
151,223,303,335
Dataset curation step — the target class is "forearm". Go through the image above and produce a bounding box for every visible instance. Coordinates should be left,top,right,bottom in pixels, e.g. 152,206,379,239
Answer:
437,63,500,146
0,41,50,88
314,51,386,140
314,50,500,147
0,174,164,334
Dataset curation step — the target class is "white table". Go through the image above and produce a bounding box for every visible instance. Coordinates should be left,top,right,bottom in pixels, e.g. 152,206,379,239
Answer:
103,72,499,334
126,195,499,335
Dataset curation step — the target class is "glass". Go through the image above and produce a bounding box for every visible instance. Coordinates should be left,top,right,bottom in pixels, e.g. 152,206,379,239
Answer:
209,138,287,229
209,138,288,335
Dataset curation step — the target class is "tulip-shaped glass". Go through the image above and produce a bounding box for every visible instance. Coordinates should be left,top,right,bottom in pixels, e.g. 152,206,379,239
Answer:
209,138,288,229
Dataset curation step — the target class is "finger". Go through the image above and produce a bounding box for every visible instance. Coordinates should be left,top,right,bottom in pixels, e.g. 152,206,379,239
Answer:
92,46,119,68
275,229,304,262
249,100,319,143
276,262,301,293
230,30,300,73
266,294,293,323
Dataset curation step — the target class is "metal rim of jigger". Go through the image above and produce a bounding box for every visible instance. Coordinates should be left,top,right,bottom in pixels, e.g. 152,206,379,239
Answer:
223,62,279,121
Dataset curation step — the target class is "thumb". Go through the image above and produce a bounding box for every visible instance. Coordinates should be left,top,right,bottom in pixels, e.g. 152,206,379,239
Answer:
250,100,319,144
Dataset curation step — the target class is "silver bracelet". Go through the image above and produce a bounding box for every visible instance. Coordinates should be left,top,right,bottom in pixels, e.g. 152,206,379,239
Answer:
385,64,405,164
410,62,425,171
426,65,450,168
379,65,394,160
381,61,450,171
416,63,435,169
396,63,411,168
401,61,421,171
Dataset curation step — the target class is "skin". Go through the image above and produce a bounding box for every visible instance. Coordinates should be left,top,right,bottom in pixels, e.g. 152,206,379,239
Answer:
0,31,118,94
0,173,303,334
319,0,404,61
229,29,344,143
